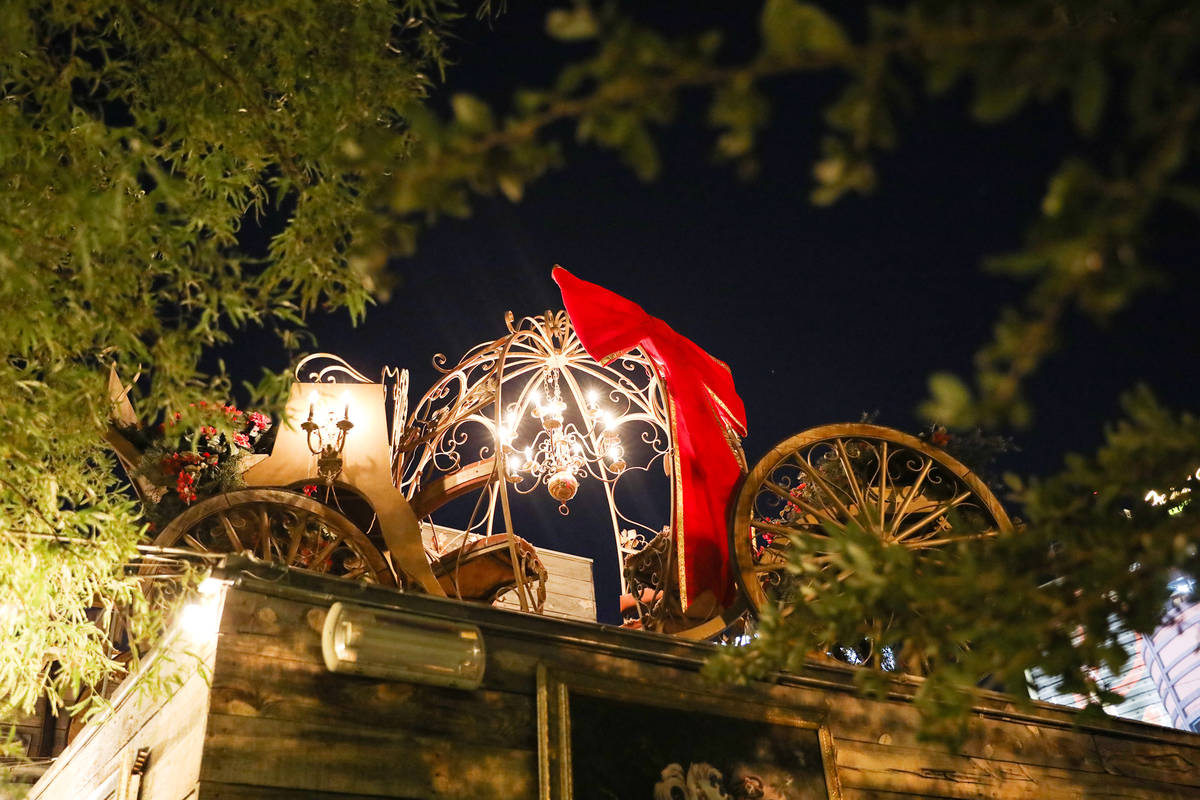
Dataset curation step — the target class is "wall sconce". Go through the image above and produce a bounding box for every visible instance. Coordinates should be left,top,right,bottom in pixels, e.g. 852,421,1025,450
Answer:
302,390,354,484
321,601,486,689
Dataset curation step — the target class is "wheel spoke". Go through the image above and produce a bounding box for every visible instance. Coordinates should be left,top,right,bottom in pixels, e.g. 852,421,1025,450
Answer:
904,529,999,549
895,489,973,542
218,513,244,552
283,516,305,566
886,457,934,539
784,456,857,525
877,442,888,534
833,439,870,525
183,533,208,552
750,518,828,541
310,534,344,571
762,481,845,530
255,505,272,560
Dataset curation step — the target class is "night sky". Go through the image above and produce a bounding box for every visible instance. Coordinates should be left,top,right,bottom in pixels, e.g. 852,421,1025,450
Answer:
235,6,1200,623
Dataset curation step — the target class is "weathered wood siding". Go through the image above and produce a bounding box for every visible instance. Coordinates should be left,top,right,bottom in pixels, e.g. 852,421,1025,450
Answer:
33,567,1200,800
494,548,596,622
26,613,218,800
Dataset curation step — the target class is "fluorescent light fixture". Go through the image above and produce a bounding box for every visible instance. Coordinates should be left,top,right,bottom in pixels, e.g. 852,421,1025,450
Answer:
321,602,486,689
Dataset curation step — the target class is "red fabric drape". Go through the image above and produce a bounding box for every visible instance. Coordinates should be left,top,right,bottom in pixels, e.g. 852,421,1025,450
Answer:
553,266,747,609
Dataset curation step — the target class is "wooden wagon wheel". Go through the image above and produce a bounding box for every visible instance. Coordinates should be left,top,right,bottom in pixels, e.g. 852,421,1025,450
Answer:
731,423,1013,622
155,488,396,586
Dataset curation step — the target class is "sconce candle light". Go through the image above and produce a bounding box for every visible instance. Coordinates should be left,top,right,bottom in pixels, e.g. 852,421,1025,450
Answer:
302,390,355,484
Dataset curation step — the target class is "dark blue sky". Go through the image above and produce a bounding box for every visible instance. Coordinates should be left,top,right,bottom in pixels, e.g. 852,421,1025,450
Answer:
246,5,1200,622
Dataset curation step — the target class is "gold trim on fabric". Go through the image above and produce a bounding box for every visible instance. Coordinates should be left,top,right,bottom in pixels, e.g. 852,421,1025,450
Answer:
705,386,747,437
705,387,748,457
599,347,634,367
667,393,688,611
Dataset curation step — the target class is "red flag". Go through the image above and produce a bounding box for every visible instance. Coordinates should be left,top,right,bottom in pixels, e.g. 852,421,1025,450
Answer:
553,266,747,609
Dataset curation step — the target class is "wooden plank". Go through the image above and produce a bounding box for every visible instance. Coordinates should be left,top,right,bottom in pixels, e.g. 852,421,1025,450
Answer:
201,713,536,799
840,790,960,800
199,782,408,799
823,691,1200,788
535,572,597,601
215,589,327,666
478,628,1200,790
495,591,595,620
535,552,595,584
28,634,216,800
835,738,1198,800
209,648,535,750
1092,733,1200,786
215,586,1200,794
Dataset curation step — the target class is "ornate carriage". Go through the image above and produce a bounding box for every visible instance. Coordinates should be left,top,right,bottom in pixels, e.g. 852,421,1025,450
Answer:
111,306,1012,644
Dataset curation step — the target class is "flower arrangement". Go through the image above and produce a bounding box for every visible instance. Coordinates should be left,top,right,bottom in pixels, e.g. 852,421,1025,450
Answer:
132,402,274,527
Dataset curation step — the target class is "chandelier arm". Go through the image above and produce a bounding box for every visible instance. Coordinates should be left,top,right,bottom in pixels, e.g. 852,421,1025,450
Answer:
492,327,531,612
565,361,660,419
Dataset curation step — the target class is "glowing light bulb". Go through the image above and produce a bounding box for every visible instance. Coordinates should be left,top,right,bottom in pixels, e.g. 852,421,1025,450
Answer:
179,599,221,642
197,576,225,595
586,389,599,405
607,445,622,461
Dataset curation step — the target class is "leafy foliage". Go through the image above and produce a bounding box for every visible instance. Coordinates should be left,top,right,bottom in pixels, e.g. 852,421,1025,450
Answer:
710,388,1200,743
3,0,1199,755
386,1,1198,739
0,0,461,731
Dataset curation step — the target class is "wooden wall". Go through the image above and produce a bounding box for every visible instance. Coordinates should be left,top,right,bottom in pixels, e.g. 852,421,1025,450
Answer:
31,568,1200,800
26,604,219,800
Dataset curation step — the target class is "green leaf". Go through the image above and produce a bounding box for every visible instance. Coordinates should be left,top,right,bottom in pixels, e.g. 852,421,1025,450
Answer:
1164,185,1200,216
760,0,850,60
545,6,598,41
497,174,524,202
1071,58,1107,135
450,93,494,133
971,81,1030,123
919,372,976,428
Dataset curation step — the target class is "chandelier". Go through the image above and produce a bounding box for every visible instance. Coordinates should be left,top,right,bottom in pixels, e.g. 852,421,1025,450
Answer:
391,310,674,598
499,367,626,513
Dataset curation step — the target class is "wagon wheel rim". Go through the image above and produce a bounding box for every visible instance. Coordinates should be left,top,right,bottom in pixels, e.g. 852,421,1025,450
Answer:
155,488,396,586
732,423,1012,615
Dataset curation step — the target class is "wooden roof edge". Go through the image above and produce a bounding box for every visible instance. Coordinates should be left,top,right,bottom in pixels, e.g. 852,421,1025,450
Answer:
211,554,1200,749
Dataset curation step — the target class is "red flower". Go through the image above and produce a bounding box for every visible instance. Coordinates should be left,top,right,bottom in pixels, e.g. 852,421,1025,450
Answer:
302,484,318,497
233,433,250,449
176,470,197,503
931,428,951,447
